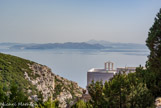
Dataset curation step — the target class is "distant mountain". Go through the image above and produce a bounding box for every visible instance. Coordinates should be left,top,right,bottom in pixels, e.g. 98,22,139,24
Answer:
0,40,148,50
10,42,105,50
87,40,148,49
0,42,19,46
0,43,21,49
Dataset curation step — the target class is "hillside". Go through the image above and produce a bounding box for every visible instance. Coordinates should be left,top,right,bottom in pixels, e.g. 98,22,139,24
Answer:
0,53,84,107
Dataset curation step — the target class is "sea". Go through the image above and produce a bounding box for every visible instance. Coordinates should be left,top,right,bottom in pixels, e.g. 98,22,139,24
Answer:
1,48,149,88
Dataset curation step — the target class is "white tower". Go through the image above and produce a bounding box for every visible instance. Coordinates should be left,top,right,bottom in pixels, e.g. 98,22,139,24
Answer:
104,61,114,71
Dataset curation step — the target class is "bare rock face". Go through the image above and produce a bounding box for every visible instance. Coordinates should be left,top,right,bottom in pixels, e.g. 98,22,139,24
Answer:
24,63,84,108
57,90,72,107
155,97,161,108
54,75,84,107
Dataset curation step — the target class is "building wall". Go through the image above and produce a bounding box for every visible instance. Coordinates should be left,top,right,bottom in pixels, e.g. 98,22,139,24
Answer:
116,68,136,74
87,72,114,86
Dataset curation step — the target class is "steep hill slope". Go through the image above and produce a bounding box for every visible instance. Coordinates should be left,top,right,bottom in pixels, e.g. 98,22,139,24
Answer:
0,53,84,107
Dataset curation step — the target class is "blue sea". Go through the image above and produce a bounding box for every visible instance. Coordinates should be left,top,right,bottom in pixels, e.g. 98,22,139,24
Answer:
1,48,149,88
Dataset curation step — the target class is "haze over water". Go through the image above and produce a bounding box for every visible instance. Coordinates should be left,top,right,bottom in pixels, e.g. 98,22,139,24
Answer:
2,49,149,88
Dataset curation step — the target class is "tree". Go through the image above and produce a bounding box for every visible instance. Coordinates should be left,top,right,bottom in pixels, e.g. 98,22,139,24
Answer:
87,81,104,108
43,99,59,108
9,83,29,108
72,100,87,108
71,100,93,108
87,72,154,108
146,8,161,97
35,97,59,108
103,73,130,108
128,73,154,108
0,84,7,102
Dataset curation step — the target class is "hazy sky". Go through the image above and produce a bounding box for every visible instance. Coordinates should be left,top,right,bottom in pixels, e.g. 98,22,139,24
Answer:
0,0,161,44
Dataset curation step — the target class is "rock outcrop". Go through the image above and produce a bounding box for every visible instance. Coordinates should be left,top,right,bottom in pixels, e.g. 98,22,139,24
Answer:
25,63,84,108
155,97,161,108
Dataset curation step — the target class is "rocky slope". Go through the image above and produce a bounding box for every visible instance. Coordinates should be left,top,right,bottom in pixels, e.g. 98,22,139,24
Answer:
0,53,84,108
27,63,84,107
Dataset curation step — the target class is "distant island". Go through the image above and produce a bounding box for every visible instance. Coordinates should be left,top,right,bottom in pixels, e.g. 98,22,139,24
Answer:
0,40,147,50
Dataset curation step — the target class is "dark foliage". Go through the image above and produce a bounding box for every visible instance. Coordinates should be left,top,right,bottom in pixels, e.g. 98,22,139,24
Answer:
146,9,161,97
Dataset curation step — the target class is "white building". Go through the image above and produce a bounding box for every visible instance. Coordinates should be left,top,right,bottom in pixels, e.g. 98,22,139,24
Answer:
117,67,136,74
87,62,137,86
87,62,116,86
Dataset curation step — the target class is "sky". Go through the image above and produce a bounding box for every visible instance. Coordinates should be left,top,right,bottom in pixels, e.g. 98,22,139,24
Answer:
0,0,161,44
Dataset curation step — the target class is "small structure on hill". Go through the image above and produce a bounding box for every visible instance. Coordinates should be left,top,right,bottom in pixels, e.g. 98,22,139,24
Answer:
87,61,137,86
87,61,116,86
